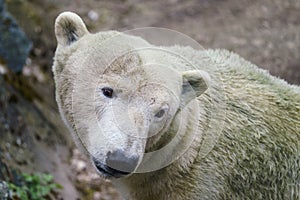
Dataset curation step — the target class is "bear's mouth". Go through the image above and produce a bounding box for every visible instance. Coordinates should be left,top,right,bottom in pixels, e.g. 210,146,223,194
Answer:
92,158,130,178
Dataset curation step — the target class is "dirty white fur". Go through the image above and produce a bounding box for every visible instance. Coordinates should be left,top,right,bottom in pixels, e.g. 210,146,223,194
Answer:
53,12,300,200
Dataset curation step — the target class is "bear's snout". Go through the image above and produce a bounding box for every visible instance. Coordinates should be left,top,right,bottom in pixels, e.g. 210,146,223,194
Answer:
92,149,139,178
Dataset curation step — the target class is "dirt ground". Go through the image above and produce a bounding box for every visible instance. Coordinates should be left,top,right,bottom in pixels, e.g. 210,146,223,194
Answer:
3,0,300,199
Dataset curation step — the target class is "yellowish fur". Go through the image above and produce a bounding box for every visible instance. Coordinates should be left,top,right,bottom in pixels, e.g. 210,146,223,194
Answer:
53,12,300,200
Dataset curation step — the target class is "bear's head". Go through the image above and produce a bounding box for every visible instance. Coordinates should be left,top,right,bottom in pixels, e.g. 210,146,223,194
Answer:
53,12,209,178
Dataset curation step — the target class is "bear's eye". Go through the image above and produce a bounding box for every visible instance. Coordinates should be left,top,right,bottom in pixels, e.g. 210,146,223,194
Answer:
154,105,169,120
101,87,114,98
155,109,165,118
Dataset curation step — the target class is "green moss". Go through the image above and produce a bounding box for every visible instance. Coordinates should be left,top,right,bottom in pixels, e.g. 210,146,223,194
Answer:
8,173,62,200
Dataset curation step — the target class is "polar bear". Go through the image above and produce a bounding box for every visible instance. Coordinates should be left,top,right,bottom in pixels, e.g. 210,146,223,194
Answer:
52,12,300,200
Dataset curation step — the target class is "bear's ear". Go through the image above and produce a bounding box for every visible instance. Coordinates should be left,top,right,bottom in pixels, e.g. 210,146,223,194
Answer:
55,12,89,47
180,70,210,108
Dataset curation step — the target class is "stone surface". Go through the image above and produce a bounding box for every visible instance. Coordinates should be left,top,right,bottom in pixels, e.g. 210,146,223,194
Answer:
0,180,8,200
0,74,78,200
0,0,32,73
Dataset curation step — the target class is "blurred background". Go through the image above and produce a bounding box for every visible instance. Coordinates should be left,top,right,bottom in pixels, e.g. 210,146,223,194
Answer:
0,0,299,199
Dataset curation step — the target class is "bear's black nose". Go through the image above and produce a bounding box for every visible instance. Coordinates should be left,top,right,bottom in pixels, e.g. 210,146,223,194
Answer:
106,149,139,174
92,150,139,178
92,157,129,178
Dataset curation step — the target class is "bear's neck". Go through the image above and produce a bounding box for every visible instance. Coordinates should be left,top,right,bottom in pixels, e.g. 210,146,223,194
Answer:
113,100,206,200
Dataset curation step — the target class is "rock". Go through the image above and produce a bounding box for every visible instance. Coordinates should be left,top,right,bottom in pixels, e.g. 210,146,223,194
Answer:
0,0,32,73
93,191,102,200
0,180,9,200
88,10,99,21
